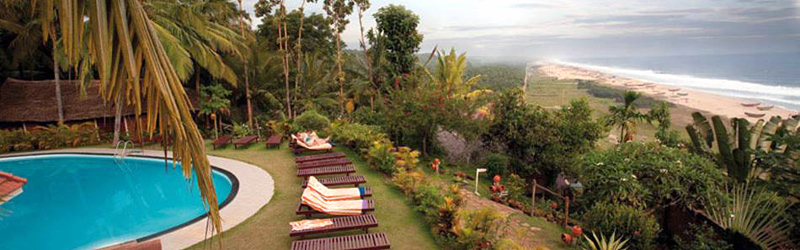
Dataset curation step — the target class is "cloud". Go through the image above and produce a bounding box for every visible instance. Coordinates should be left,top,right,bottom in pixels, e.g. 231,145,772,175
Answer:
509,2,563,9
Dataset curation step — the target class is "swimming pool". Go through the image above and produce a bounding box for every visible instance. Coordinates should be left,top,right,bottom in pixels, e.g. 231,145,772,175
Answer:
0,154,236,250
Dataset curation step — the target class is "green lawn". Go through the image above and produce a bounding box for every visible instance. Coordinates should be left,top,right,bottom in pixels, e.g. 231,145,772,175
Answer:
526,75,696,148
185,141,438,250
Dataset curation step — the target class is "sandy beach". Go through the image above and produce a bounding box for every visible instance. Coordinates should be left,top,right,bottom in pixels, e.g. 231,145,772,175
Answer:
537,63,797,122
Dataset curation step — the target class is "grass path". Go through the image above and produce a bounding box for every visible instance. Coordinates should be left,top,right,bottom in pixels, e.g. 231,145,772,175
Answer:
185,141,438,250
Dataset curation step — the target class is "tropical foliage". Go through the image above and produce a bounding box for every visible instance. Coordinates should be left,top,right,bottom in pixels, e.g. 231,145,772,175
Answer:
483,89,605,182
605,91,647,143
704,184,794,249
685,112,800,182
582,232,629,250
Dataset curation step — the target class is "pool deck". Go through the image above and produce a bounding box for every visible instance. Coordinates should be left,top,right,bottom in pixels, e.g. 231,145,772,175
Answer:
1,148,274,250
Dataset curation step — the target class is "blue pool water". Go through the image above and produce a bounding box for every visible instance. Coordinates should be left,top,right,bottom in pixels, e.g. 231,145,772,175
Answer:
0,154,234,250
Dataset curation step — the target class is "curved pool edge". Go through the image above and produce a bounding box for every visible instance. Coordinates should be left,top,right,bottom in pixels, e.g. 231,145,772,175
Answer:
0,148,275,250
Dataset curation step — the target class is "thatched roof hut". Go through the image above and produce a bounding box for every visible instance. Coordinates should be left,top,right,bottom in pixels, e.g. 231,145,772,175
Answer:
0,78,198,125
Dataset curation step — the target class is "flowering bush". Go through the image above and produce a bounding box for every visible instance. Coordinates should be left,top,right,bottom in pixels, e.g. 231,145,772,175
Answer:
452,208,508,249
327,120,388,151
576,143,725,210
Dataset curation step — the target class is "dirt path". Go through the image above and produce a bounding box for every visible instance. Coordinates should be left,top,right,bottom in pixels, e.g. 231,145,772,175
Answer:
458,189,562,249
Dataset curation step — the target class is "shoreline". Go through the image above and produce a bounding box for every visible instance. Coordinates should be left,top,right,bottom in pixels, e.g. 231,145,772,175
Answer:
536,63,797,122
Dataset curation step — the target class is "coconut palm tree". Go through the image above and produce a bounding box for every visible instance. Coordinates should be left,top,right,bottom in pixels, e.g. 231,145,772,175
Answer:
606,91,647,143
0,2,64,125
144,0,246,87
28,0,224,234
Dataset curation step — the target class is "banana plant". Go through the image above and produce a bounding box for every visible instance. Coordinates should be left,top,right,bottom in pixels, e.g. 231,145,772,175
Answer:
685,112,799,182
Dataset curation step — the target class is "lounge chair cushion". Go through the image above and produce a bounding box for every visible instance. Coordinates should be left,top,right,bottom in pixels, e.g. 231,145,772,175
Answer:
307,176,365,201
301,187,365,216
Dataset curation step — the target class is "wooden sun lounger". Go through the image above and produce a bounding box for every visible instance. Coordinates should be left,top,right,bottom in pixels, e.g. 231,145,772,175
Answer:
212,135,232,149
297,165,356,179
289,214,379,238
296,199,375,218
291,232,390,250
233,135,258,149
296,152,346,163
291,139,334,155
265,134,282,148
297,157,352,169
302,176,366,188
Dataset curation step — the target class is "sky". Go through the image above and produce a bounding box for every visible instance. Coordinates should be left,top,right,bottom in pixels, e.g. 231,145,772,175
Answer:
240,0,800,60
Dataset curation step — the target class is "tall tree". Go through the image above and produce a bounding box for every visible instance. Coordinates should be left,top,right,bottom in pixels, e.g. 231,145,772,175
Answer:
373,4,422,88
255,0,293,118
323,0,355,114
606,91,647,143
354,0,372,84
30,0,223,234
237,0,255,128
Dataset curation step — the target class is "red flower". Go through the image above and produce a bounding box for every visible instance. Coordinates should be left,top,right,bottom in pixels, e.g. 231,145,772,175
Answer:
562,233,573,244
571,225,583,237
552,202,558,209
493,175,501,183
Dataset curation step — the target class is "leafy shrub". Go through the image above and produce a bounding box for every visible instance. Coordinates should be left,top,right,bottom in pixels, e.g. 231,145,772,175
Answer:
482,153,509,178
582,202,660,250
353,107,386,126
366,141,397,175
452,208,508,249
505,174,527,203
391,167,426,195
393,146,420,171
0,123,103,152
232,123,252,137
9,130,33,151
483,90,605,182
576,143,725,210
327,120,388,152
0,130,12,153
674,222,732,250
293,109,330,132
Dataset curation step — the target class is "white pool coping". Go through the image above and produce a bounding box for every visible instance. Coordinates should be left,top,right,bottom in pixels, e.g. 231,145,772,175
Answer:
1,148,274,250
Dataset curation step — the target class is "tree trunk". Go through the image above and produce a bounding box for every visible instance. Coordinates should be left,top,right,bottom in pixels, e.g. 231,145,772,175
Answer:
237,0,254,128
113,93,123,146
52,34,64,125
357,7,373,85
335,25,345,116
294,0,306,114
278,16,292,119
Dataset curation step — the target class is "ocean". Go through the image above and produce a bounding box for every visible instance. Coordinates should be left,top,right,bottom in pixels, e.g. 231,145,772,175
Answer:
560,52,800,111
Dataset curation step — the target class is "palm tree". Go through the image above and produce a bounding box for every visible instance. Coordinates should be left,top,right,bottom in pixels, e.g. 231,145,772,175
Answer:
428,48,482,98
31,0,223,235
144,0,245,86
236,0,255,128
606,91,647,143
0,2,64,125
